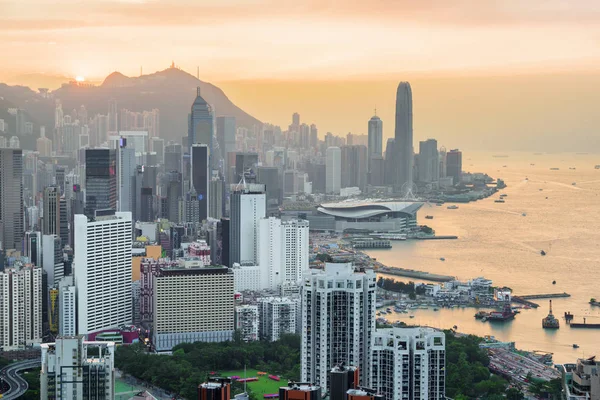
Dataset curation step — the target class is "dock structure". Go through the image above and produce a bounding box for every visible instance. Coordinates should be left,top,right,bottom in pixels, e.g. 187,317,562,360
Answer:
376,266,454,282
511,296,540,308
518,293,570,300
416,235,458,240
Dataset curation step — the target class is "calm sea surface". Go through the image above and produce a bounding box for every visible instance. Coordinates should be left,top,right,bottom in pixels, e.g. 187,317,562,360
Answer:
366,152,600,364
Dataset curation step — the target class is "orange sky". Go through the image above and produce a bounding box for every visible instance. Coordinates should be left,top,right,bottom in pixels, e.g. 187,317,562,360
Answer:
1,0,599,151
1,0,600,81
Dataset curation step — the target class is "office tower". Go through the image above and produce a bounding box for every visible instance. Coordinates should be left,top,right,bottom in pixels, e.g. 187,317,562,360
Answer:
417,139,439,183
326,147,341,194
85,149,117,217
116,131,148,155
371,327,445,400
198,378,231,400
58,276,76,336
330,365,360,400
229,184,266,266
216,116,236,158
189,87,214,149
43,234,64,286
108,98,118,132
152,262,234,352
15,108,26,135
446,149,462,184
40,336,116,399
235,304,259,342
235,152,259,183
59,197,68,246
56,166,66,194
69,184,84,248
370,156,385,186
394,82,414,193
179,190,200,225
117,141,136,213
257,166,281,212
280,383,321,400
150,137,165,164
24,231,42,267
165,143,183,173
165,171,182,222
306,162,326,194
368,115,383,181
292,112,300,127
310,124,318,148
191,144,210,221
0,148,24,251
74,211,132,334
258,297,297,341
283,169,298,196
302,262,376,389
209,177,224,219
383,139,396,186
341,145,368,191
37,126,53,156
258,218,309,289
0,263,42,350
49,287,59,334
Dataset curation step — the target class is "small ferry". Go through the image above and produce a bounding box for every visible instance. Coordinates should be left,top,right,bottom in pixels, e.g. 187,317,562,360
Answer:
425,215,434,219
447,205,459,210
550,167,560,170
573,344,579,349
494,199,505,203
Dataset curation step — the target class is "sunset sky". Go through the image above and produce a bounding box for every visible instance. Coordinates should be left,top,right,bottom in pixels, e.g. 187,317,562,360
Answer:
1,0,599,150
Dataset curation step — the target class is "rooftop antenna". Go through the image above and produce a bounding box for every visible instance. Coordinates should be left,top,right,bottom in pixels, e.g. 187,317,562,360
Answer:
374,107,377,116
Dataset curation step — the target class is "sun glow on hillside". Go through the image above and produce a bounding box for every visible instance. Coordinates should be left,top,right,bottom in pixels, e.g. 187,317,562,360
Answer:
75,76,85,82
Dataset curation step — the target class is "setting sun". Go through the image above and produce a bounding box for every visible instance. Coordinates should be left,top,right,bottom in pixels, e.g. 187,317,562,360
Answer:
75,76,85,82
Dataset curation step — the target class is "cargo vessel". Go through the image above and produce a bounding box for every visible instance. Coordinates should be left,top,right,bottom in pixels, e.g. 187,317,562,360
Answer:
487,303,516,321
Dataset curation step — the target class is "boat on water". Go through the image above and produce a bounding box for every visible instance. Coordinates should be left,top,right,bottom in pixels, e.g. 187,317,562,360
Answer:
564,312,574,321
494,199,505,203
595,165,600,169
542,300,560,329
378,233,407,241
522,213,527,217
541,250,546,256
409,315,415,319
552,280,556,285
425,215,434,219
487,303,516,322
433,308,439,311
550,167,560,170
573,344,579,348
447,205,459,210
474,311,488,319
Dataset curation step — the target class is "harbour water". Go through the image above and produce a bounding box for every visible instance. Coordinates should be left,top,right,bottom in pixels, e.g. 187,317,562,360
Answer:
366,152,600,363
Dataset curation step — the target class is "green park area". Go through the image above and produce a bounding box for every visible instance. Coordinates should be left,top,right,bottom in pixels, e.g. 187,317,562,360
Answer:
115,378,147,400
220,369,284,398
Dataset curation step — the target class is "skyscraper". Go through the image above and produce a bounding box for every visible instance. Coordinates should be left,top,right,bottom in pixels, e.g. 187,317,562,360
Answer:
235,152,259,183
417,139,439,183
229,183,266,266
258,218,309,289
371,327,445,399
188,87,214,150
0,148,24,251
108,98,118,133
209,176,224,219
384,139,395,186
394,82,414,193
74,211,132,334
216,116,236,163
191,144,210,221
446,149,463,184
117,140,136,213
341,145,368,191
42,186,61,236
165,143,183,173
302,262,376,389
84,149,117,217
368,114,383,180
326,147,341,194
257,166,281,212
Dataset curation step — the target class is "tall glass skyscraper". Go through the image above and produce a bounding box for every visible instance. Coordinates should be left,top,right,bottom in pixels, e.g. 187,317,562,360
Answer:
188,87,214,149
191,144,210,221
0,148,24,251
368,114,383,176
394,82,413,193
84,149,117,217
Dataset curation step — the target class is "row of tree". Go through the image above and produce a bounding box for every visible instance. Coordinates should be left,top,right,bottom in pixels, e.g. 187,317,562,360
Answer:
377,277,427,299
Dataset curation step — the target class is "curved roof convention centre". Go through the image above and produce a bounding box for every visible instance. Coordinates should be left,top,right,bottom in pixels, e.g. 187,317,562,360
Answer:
317,201,423,219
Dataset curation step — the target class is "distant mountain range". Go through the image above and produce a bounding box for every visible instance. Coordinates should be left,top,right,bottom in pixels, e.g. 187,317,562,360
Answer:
0,67,262,146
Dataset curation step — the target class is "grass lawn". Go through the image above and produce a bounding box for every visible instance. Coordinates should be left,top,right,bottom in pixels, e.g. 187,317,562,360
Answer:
221,369,284,398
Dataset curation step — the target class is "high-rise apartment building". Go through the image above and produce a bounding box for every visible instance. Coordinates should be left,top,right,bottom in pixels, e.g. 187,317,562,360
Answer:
371,327,445,400
152,263,234,352
394,82,414,193
302,262,376,389
191,144,210,221
84,148,117,217
40,336,116,400
58,276,76,336
235,304,259,342
417,139,439,183
0,148,24,251
258,297,297,342
258,218,309,289
0,263,42,350
326,147,341,194
189,87,214,150
74,211,132,334
37,126,53,157
24,231,42,267
446,149,462,185
43,234,64,286
229,183,266,266
368,115,383,178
